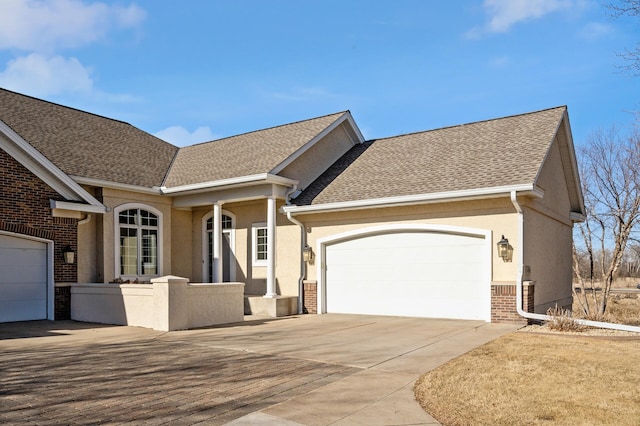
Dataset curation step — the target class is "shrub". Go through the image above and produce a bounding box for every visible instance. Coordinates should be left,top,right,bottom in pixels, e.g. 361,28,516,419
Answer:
545,306,585,332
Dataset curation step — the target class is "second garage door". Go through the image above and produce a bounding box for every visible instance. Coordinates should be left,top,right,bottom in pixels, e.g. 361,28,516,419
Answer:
0,234,48,323
324,230,490,321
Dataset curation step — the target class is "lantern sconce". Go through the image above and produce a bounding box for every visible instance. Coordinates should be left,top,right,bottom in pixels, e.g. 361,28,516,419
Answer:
63,245,75,264
496,235,513,262
302,245,314,264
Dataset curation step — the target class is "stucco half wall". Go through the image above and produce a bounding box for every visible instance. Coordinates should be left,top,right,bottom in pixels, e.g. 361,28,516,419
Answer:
71,277,244,331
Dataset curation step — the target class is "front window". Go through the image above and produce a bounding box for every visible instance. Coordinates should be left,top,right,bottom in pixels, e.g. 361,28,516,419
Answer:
252,223,268,266
118,207,159,277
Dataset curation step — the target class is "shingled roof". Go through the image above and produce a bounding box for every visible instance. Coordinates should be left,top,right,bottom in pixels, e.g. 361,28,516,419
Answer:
0,88,178,188
294,106,567,206
163,111,348,188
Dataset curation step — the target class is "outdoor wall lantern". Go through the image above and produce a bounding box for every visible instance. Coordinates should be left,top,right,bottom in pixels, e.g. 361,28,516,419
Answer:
497,235,512,262
302,245,314,264
63,245,75,264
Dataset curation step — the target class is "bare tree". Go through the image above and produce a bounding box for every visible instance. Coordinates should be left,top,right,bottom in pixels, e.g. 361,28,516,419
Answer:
573,126,640,318
607,0,640,74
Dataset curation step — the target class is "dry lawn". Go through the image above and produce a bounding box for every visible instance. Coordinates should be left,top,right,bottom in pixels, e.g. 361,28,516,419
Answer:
573,292,640,326
414,333,640,425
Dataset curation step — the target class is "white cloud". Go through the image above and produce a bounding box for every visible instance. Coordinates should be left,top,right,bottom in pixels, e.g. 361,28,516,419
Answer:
154,126,219,147
578,22,612,41
467,0,572,37
0,53,93,96
0,0,146,52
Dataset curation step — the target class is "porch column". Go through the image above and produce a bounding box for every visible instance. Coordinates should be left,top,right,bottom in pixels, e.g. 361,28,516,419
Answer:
264,196,277,298
212,202,223,283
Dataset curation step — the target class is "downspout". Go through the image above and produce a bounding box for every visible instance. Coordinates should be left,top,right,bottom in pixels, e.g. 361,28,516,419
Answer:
510,190,640,333
284,186,305,314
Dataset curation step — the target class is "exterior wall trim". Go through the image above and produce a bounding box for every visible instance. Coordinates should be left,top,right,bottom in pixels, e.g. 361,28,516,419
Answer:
285,184,544,215
161,173,298,195
0,230,55,320
315,223,492,320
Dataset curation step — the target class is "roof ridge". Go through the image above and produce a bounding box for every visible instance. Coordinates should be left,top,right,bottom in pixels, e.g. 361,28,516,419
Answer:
367,105,567,143
0,87,142,128
181,110,349,149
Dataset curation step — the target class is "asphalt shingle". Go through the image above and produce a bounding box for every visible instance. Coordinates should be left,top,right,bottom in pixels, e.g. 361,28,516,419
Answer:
294,106,566,206
0,88,178,188
162,112,347,188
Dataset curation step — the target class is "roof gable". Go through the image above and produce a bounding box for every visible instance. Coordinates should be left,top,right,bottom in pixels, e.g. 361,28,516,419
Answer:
0,88,178,188
163,111,349,188
294,106,572,207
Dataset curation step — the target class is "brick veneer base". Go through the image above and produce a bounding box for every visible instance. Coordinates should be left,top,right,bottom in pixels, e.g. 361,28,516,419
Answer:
491,282,535,324
303,280,317,314
55,285,71,320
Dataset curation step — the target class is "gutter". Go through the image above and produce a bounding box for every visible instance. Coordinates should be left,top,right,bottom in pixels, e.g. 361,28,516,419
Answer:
284,186,305,314
283,184,544,216
510,190,640,333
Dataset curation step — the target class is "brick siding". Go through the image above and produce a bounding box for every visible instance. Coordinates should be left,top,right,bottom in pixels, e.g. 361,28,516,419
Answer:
491,282,535,324
0,148,78,318
303,280,317,314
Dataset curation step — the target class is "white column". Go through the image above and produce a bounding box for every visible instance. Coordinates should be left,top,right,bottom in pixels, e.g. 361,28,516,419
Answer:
212,202,223,283
264,196,277,298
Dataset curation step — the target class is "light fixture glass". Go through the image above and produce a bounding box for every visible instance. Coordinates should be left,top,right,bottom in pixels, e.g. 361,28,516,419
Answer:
302,245,314,263
63,245,75,264
497,235,510,262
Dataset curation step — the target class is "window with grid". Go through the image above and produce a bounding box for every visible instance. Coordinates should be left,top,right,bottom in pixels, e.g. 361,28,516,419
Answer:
252,223,268,265
118,208,159,277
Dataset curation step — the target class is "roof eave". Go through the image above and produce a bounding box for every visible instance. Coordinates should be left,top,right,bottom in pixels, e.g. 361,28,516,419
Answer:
0,120,106,210
161,173,298,195
283,184,544,215
71,175,163,195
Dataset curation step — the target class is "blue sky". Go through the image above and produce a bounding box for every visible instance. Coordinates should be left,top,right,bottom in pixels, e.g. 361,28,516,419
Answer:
0,0,637,147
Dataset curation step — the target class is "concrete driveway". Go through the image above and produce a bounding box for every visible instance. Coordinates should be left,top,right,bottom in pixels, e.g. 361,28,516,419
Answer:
0,314,518,425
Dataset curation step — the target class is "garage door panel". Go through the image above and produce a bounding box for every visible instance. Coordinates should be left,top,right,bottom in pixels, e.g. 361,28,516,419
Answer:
325,230,489,321
0,265,47,284
0,300,47,322
0,235,48,322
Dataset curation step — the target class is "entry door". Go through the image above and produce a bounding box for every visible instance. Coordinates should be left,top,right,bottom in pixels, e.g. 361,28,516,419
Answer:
0,234,48,322
205,214,235,282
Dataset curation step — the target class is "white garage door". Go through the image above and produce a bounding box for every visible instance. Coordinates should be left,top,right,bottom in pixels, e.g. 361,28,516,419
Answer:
0,234,48,322
324,231,490,321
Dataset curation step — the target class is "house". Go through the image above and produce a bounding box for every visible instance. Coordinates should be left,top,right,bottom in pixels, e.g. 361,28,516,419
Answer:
0,88,585,324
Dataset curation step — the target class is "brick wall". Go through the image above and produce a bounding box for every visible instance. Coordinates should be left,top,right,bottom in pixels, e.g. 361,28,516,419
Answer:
54,285,71,320
491,282,535,324
0,148,78,318
303,280,317,314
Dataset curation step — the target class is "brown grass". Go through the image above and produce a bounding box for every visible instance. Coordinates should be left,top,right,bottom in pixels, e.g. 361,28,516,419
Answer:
573,293,640,326
414,333,640,425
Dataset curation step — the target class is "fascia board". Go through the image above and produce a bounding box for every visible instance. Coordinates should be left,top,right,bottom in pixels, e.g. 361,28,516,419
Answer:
531,110,585,217
50,200,107,214
283,184,542,215
570,212,586,222
270,112,365,175
71,175,163,195
161,173,298,195
560,110,586,215
0,120,105,208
